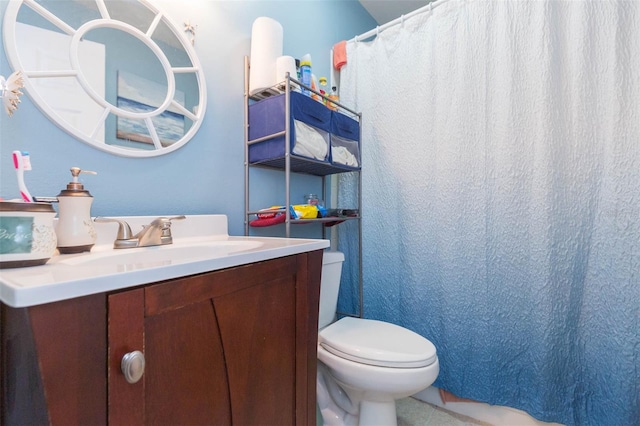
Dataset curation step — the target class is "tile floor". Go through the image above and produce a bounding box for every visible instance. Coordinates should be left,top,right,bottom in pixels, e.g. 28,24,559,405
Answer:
397,397,490,426
319,393,558,425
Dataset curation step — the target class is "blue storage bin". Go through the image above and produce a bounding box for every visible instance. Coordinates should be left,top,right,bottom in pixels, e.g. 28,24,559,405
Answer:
249,92,331,164
330,110,361,169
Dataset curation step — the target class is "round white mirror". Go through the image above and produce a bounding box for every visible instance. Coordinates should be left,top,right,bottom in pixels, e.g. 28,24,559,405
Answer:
2,0,207,157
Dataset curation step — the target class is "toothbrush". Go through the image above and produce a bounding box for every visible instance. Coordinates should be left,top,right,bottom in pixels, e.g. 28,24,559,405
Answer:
12,150,33,202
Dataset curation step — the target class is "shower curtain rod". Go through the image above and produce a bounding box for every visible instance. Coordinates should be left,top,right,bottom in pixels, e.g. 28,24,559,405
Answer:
351,0,451,42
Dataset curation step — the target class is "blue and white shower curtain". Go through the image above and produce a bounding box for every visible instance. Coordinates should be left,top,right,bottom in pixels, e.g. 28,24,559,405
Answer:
338,1,640,425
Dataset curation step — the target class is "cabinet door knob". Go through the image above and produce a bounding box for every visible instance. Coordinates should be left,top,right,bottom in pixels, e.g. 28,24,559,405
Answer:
121,350,145,384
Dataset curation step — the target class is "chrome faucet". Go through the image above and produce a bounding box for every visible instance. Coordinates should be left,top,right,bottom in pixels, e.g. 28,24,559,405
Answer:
95,216,186,249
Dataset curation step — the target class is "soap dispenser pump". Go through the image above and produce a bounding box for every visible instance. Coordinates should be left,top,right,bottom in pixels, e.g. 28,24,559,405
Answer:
56,167,97,254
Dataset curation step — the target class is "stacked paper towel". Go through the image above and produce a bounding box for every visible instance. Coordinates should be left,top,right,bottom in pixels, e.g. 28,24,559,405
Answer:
275,55,298,90
249,17,284,96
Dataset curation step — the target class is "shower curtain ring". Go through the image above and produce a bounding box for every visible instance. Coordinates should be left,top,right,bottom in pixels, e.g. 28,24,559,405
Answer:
401,14,405,26
376,26,379,36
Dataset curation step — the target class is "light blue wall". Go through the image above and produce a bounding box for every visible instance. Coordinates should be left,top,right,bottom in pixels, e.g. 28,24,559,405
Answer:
0,0,376,237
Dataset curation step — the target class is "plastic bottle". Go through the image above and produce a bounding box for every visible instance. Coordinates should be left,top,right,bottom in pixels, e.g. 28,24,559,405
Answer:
319,76,329,102
327,86,339,111
311,74,322,102
299,54,312,96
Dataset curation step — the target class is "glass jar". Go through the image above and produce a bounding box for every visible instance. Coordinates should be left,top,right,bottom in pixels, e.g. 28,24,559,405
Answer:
304,194,322,206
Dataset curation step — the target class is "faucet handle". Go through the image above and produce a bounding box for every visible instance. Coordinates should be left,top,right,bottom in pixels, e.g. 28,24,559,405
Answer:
150,215,185,225
94,217,142,248
94,216,133,240
156,215,186,241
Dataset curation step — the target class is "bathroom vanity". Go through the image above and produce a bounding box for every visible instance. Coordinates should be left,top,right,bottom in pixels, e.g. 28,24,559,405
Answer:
0,215,328,425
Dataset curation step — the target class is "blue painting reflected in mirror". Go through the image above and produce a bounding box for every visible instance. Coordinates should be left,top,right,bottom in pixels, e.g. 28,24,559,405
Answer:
116,71,185,148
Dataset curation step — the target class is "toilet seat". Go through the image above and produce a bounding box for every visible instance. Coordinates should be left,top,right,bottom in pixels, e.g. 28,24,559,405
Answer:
319,317,437,368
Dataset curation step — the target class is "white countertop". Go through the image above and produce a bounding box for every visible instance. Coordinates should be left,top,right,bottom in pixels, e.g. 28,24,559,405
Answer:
0,215,329,308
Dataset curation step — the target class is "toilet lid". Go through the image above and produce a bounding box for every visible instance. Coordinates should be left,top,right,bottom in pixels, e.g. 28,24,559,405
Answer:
318,317,437,368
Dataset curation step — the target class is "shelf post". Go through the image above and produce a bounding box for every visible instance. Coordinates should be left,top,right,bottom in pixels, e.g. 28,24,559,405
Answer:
284,74,291,237
244,56,250,236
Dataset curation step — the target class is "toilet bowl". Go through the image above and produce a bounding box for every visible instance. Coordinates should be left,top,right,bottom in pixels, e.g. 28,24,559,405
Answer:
317,251,439,426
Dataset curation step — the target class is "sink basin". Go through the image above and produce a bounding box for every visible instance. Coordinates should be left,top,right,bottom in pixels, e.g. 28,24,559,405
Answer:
57,240,264,268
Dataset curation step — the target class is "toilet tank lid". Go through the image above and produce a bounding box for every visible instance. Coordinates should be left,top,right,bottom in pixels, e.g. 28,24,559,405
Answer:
319,317,438,368
323,250,345,265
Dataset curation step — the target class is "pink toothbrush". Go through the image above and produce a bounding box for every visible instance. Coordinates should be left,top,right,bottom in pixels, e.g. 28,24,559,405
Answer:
12,150,33,202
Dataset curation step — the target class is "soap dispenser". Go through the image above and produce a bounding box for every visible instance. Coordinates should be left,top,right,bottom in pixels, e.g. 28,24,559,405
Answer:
56,167,97,254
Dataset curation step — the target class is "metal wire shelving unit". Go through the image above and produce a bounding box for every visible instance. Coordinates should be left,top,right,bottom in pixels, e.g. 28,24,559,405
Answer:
243,56,363,318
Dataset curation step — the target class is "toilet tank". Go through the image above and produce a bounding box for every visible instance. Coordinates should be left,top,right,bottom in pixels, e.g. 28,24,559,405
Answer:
318,250,345,330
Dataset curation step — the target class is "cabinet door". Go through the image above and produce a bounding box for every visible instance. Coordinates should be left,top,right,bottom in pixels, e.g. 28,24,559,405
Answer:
212,260,297,425
109,286,230,425
145,296,231,425
108,252,322,425
1,294,107,426
108,288,145,425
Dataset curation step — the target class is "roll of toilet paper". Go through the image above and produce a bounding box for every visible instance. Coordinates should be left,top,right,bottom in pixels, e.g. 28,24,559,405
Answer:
275,55,298,90
249,17,283,96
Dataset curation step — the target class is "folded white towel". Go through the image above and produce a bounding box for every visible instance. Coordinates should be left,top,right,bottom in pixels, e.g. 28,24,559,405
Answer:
291,140,315,159
293,120,328,160
332,146,358,166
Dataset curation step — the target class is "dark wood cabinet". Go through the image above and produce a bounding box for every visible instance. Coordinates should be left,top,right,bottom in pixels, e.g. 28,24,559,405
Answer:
1,250,322,425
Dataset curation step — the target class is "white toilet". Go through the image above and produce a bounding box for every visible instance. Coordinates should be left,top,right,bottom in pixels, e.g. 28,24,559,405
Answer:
317,251,439,426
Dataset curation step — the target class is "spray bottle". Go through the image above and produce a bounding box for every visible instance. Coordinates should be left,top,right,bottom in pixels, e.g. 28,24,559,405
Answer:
300,54,312,96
